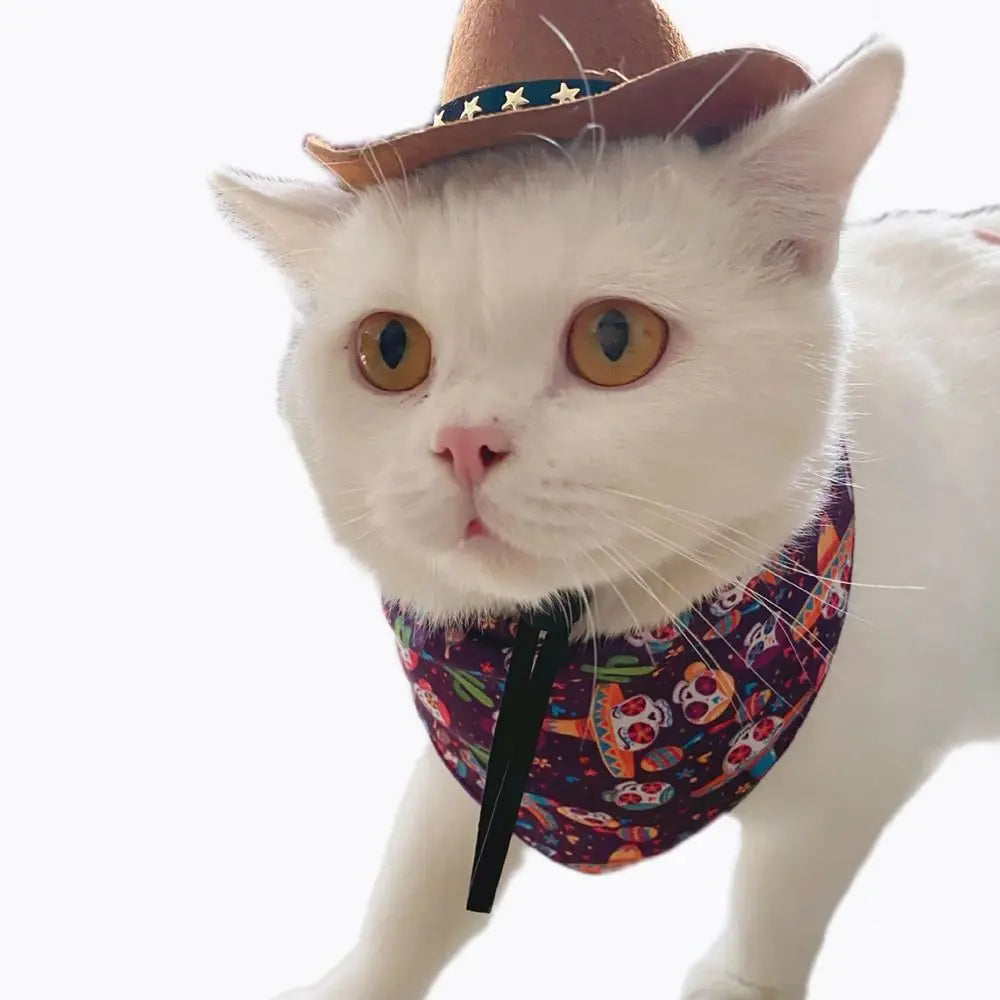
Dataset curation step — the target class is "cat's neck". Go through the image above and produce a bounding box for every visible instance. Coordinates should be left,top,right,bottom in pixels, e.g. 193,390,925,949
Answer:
588,441,842,636
586,474,825,636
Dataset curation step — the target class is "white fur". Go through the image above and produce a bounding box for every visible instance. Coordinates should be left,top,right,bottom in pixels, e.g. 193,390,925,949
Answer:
213,39,1000,1000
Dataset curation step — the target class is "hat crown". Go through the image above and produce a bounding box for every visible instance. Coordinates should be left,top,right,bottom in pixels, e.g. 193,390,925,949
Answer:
440,0,691,103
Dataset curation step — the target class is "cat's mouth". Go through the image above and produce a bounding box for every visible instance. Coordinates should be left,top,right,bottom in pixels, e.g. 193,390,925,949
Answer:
464,517,488,540
456,515,519,556
459,517,510,551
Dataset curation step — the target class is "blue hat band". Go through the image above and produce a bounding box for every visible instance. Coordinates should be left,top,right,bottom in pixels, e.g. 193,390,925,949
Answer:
431,77,618,127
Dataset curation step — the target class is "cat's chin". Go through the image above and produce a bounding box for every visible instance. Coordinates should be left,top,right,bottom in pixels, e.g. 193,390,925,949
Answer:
435,537,557,592
412,536,587,612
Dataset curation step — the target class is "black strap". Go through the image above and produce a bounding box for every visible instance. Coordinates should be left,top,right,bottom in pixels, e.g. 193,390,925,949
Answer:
466,593,585,913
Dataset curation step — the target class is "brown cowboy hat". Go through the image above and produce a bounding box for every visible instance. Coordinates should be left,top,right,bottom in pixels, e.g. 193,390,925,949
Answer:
304,0,813,189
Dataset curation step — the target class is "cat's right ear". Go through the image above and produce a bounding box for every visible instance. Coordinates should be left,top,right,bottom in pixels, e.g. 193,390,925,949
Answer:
209,168,354,291
720,39,904,279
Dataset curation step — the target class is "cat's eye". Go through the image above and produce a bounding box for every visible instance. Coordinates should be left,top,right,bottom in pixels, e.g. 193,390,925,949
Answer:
356,312,432,392
567,299,669,387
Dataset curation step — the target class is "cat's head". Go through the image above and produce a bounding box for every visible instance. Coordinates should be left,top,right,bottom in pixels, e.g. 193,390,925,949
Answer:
212,42,902,628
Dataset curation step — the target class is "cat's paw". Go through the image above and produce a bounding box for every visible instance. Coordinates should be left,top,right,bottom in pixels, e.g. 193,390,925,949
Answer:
270,953,422,1000
682,963,795,1000
270,981,390,1000
270,984,378,1000
271,986,417,1000
269,961,372,1000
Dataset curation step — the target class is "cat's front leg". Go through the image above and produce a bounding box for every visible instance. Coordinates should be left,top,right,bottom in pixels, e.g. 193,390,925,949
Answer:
274,745,520,1000
681,728,930,1000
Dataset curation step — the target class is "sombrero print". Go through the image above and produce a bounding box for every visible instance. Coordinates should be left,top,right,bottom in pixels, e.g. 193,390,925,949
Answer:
542,683,674,778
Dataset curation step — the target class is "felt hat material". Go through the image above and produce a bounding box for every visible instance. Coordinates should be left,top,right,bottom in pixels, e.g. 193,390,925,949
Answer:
304,0,813,188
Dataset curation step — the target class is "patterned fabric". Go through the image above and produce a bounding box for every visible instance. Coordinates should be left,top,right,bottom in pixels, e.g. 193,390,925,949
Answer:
386,466,854,873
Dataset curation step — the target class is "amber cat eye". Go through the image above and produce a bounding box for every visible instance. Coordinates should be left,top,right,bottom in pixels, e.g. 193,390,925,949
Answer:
356,312,433,392
567,299,669,387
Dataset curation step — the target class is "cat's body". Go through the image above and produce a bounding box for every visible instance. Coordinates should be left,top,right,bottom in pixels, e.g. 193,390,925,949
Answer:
835,205,1000,752
214,42,1000,1000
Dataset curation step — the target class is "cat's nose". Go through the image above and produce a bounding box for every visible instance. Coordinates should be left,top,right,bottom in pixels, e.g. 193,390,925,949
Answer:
432,424,512,488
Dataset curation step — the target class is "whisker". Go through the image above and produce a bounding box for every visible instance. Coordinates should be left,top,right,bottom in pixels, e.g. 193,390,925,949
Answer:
326,485,369,497
599,508,832,645
354,523,380,544
333,511,373,531
511,130,584,180
626,525,804,716
538,14,605,179
577,544,651,752
591,544,664,670
609,532,757,686
375,136,412,218
576,546,643,637
269,245,335,262
603,511,841,668
601,540,758,718
560,555,602,736
359,142,405,227
594,485,923,592
641,504,884,617
665,52,750,142
634,504,863,627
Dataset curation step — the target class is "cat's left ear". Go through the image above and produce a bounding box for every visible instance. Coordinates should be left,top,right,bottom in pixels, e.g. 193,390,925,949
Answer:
210,168,354,291
724,38,904,278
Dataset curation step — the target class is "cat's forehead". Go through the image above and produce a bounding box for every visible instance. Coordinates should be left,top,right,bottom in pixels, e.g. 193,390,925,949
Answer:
330,142,730,358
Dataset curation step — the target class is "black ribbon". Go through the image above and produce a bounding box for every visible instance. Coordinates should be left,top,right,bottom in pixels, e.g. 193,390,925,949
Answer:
466,592,586,913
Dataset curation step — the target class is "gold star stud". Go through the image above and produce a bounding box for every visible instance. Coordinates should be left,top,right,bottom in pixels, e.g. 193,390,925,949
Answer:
501,86,530,111
551,81,581,104
432,110,446,127
459,95,483,121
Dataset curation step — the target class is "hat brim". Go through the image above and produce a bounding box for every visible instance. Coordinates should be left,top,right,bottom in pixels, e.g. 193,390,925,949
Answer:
590,683,635,779
304,47,812,189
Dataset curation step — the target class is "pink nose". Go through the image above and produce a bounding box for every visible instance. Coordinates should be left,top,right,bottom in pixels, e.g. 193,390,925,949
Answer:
432,424,512,488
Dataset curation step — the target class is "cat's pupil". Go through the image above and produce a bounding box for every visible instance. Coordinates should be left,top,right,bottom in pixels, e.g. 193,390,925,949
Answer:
379,320,408,369
595,310,630,362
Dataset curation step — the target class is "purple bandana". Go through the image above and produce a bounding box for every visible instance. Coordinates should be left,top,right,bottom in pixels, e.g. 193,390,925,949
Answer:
385,464,854,876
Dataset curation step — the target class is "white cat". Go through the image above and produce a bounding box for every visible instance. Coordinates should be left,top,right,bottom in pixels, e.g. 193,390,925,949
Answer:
213,41,1000,1000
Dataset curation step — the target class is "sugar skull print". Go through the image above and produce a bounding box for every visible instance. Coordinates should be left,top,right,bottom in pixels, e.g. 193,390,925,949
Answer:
443,625,468,659
612,693,673,752
710,580,748,616
602,780,675,811
672,662,736,725
413,679,451,726
822,578,849,619
623,619,684,654
692,692,814,798
392,615,420,671
818,529,853,621
744,616,782,668
723,715,786,776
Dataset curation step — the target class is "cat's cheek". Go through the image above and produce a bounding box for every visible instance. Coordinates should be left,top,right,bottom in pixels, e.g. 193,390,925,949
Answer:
368,494,466,555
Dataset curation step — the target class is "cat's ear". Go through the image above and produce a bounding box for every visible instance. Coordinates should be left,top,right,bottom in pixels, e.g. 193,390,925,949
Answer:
725,38,904,277
210,168,354,290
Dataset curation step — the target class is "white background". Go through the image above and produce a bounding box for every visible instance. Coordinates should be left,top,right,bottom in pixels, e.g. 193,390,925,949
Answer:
2,1,998,998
